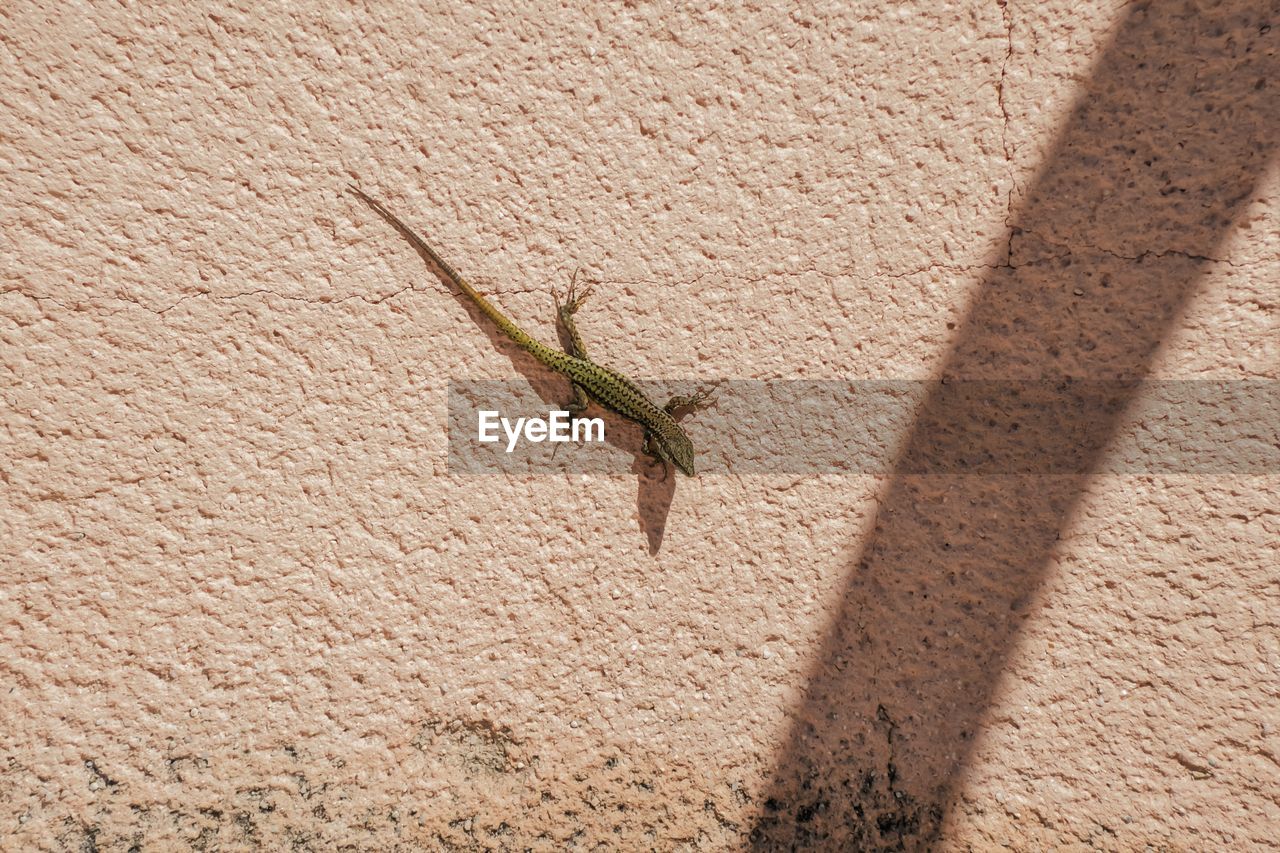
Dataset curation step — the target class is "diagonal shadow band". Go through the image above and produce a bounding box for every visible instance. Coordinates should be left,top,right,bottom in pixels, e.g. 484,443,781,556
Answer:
750,1,1278,848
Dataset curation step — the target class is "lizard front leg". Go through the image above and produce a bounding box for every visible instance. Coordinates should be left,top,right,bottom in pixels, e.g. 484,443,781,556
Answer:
663,381,720,418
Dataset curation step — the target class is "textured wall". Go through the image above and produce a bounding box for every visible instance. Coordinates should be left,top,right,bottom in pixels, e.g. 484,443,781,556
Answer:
2,0,1277,850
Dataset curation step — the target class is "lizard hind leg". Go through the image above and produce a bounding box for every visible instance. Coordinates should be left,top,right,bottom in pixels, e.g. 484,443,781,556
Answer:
554,269,596,415
554,268,595,361
558,268,595,318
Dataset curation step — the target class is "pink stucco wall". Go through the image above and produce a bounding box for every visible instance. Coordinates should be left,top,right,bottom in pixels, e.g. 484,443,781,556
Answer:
3,0,1276,849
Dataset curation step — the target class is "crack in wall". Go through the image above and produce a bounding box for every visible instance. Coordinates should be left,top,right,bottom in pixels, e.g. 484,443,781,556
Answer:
996,0,1015,164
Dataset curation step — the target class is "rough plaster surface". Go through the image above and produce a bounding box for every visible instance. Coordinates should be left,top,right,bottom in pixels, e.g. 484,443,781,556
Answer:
2,0,1277,850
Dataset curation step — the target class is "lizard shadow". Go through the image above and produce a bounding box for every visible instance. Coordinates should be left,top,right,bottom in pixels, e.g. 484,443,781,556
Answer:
495,345,682,556
347,189,682,550
550,316,682,555
443,275,680,552
432,268,677,525
498,339,680,556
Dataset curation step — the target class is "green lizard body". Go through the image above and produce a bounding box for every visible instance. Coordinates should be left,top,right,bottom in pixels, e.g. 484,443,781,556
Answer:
348,186,711,476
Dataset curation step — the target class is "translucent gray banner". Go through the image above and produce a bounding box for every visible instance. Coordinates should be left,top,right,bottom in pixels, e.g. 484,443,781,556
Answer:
447,379,1278,475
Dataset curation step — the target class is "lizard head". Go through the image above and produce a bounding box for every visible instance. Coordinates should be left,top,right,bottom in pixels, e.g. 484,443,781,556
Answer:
663,429,697,477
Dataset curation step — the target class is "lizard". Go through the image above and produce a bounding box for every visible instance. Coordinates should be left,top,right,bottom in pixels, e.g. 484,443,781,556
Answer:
346,185,714,477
